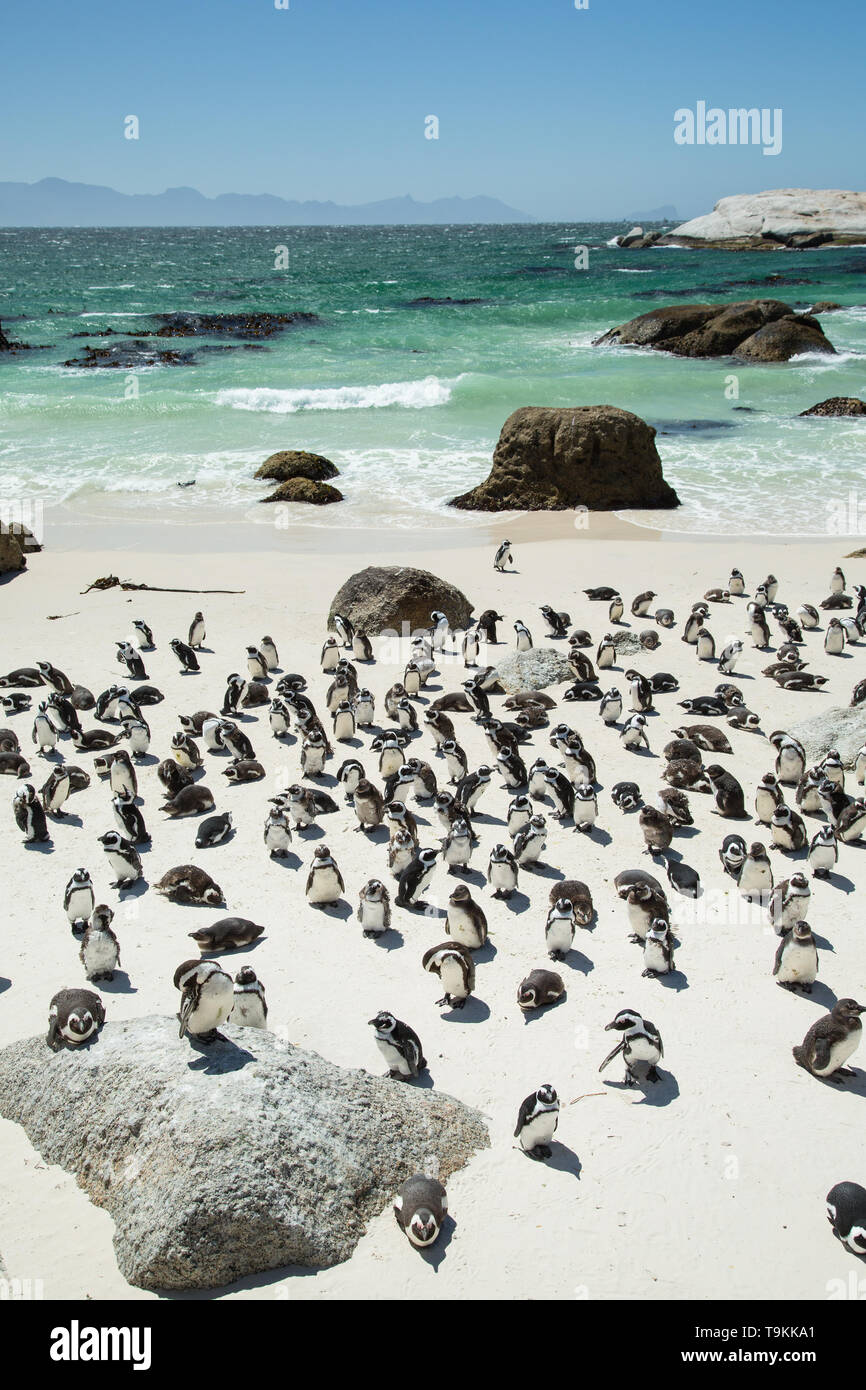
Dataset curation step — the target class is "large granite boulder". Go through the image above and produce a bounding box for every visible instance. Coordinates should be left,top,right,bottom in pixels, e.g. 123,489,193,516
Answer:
450,406,679,511
800,398,866,418
329,565,473,634
595,300,835,362
667,189,866,249
787,706,866,768
0,1016,488,1291
260,478,343,505
254,450,339,483
0,531,26,575
493,648,572,692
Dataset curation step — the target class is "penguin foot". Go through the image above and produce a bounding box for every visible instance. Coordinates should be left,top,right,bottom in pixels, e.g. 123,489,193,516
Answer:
641,968,657,978
837,1067,857,1078
623,1072,637,1088
527,1144,552,1161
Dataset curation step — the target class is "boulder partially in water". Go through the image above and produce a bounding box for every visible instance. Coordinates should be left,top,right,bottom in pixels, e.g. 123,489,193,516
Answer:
800,397,866,418
254,450,340,483
449,405,679,511
260,478,343,505
595,299,835,362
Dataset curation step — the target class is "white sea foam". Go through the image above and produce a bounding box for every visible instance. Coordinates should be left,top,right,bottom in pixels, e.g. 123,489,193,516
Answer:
214,376,456,414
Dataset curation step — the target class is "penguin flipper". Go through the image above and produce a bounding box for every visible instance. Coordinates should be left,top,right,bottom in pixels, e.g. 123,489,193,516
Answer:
46,1018,61,1052
599,1039,625,1073
178,991,196,1039
812,1037,832,1072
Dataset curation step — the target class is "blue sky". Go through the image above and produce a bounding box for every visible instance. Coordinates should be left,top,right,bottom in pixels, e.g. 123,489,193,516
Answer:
3,0,863,219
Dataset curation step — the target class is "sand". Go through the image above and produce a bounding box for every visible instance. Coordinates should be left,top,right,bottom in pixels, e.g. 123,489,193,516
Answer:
1,509,865,1301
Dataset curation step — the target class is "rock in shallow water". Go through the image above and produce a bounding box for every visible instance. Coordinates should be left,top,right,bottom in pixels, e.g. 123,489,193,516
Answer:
0,1016,489,1290
595,300,835,362
254,450,340,483
260,478,343,505
450,405,679,512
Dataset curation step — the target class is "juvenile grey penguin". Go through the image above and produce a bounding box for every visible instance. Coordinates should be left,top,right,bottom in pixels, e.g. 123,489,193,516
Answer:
305,845,345,907
422,941,475,1009
643,919,675,977
514,1084,559,1161
487,843,518,899
394,1174,448,1248
639,806,674,857
599,1008,663,1086
358,879,392,937
773,921,818,993
188,612,206,649
230,967,268,1028
47,989,105,1051
369,1011,426,1080
793,999,866,1083
174,958,233,1044
445,884,488,948
80,908,121,982
808,824,838,879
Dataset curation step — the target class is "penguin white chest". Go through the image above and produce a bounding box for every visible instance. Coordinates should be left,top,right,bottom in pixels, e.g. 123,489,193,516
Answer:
816,1033,860,1076
308,867,342,903
644,937,671,973
189,976,234,1034
546,918,574,956
777,940,817,984
490,862,516,889
439,956,468,999
82,930,118,976
375,1036,412,1075
520,1109,557,1150
231,994,267,1029
448,906,483,947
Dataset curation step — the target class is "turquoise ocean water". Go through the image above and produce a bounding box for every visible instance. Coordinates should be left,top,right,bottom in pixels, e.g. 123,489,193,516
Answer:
0,223,864,534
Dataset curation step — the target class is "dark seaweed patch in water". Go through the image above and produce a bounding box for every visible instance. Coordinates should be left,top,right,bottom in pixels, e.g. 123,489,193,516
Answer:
653,419,740,436
512,266,571,276
152,310,320,338
62,339,199,369
402,296,490,307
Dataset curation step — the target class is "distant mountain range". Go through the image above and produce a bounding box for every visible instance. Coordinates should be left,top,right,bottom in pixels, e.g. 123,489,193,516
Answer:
624,204,679,223
0,178,534,227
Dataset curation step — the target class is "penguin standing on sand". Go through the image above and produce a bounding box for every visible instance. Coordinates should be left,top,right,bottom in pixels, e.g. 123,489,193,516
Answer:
773,922,818,993
514,1085,559,1161
98,830,143,888
487,843,518,899
188,612,206,649
494,540,513,572
446,884,488,948
599,1009,663,1086
643,919,675,977
305,845,345,907
80,907,121,983
358,879,392,937
793,999,865,1083
13,783,50,842
545,897,576,960
64,868,95,934
808,824,838,879
422,941,475,1009
170,638,200,674
369,1011,426,1080
32,704,57,756
738,841,774,899
396,847,438,909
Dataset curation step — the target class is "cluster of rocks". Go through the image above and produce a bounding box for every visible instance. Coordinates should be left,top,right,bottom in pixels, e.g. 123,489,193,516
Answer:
255,450,343,505
800,398,866,418
153,310,319,339
594,299,835,362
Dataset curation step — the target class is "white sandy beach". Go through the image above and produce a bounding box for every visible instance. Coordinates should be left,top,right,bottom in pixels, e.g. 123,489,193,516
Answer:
1,510,865,1302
